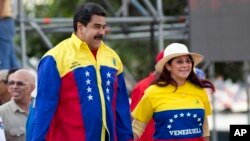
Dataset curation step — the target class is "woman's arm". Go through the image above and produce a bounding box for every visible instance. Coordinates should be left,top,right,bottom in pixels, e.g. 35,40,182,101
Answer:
132,119,147,141
203,116,210,141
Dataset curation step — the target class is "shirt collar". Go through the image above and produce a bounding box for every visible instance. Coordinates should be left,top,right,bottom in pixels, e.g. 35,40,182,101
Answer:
71,33,83,49
9,99,26,114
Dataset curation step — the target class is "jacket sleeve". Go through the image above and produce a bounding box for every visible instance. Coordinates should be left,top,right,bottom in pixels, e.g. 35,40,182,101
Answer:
26,56,61,141
115,72,134,141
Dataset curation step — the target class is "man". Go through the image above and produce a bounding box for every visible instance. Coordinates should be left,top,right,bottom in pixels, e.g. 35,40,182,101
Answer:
130,51,163,141
0,69,35,141
0,0,20,69
26,2,133,141
0,70,11,105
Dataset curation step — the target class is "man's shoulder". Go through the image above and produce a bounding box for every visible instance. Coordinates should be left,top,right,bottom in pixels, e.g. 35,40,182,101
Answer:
44,38,71,56
0,101,11,113
101,42,119,55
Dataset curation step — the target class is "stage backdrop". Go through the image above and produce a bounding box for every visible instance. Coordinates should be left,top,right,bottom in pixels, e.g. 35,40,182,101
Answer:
189,0,250,61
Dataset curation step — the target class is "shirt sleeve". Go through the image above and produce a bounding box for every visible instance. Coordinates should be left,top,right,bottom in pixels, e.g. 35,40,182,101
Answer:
132,90,153,123
201,89,212,116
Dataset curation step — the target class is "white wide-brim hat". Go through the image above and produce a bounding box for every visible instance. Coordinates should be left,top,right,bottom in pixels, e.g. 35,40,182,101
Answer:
155,43,204,73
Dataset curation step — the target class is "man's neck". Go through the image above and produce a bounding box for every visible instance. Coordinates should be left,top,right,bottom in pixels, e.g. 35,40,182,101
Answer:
14,98,31,114
91,49,98,60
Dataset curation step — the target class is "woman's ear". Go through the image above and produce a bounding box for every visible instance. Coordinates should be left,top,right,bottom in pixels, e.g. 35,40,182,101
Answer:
166,63,171,72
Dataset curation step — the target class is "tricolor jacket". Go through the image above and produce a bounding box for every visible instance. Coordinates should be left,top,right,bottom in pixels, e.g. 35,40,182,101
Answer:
26,33,133,141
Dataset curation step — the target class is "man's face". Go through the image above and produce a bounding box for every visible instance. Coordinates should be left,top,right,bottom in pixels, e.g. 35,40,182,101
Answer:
8,73,33,102
78,15,107,50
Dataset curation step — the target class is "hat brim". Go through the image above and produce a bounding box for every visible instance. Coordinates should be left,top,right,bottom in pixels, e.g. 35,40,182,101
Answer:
155,53,204,73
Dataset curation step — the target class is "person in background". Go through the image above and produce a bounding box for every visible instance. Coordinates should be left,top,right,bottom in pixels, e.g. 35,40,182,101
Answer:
26,2,133,141
0,116,6,141
0,69,35,141
194,68,206,80
0,68,19,105
0,0,20,69
0,70,11,105
130,51,163,141
213,74,235,112
0,69,9,140
132,43,215,141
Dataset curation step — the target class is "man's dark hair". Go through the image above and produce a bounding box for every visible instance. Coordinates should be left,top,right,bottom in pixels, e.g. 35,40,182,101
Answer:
73,2,107,32
6,68,19,82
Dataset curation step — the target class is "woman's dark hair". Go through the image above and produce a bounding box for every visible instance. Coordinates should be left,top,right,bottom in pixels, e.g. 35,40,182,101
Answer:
73,2,107,32
151,57,215,92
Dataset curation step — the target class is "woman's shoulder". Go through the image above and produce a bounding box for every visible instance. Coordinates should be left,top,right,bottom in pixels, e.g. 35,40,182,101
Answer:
187,81,205,90
144,84,174,96
186,81,207,95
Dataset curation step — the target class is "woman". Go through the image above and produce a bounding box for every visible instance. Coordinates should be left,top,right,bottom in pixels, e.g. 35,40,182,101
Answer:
132,43,215,141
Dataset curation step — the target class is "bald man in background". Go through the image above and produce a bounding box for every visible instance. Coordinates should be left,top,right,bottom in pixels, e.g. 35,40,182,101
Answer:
0,69,35,141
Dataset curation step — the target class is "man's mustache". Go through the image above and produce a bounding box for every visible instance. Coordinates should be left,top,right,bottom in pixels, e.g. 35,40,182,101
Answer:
94,34,104,40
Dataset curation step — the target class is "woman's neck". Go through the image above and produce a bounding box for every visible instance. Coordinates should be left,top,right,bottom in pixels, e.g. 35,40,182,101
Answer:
175,79,186,86
171,75,187,86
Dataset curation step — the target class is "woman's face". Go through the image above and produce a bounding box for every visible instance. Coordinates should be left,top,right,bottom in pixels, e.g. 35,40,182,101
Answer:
166,55,193,83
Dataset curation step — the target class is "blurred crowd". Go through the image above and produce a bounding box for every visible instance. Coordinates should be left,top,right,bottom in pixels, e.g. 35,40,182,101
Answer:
210,74,248,113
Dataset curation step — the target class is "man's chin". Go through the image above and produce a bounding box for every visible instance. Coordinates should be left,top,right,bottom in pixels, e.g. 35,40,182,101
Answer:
92,43,101,49
12,97,20,101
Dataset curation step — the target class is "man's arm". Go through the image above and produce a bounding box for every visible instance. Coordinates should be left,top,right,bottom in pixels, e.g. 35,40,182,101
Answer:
0,0,6,16
26,56,61,141
116,73,134,141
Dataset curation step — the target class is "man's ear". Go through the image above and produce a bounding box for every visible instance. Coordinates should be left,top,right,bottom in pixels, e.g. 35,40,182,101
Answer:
30,84,36,92
77,22,85,33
